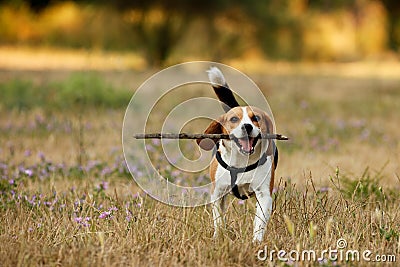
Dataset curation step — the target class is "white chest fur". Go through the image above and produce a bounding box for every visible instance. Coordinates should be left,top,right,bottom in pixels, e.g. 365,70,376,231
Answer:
214,156,272,194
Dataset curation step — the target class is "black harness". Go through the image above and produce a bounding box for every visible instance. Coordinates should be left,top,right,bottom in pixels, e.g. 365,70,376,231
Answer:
215,149,269,200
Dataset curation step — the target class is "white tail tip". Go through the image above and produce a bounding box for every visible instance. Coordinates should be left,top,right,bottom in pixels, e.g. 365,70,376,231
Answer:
207,66,226,87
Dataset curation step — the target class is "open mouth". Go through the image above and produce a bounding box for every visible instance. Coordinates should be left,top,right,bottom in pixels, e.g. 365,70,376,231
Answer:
230,134,260,155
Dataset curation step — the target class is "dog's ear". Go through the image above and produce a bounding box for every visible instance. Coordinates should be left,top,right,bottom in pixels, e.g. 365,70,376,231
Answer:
196,118,224,151
260,111,274,135
260,111,277,156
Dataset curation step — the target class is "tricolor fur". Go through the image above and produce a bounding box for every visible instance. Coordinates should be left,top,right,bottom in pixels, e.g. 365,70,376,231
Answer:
207,67,240,112
198,67,278,242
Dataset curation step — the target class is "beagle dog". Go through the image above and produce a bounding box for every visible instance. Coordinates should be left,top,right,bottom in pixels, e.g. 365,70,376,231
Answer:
197,67,278,242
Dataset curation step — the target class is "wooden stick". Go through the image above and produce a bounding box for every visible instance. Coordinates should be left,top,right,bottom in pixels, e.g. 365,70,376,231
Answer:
133,133,289,140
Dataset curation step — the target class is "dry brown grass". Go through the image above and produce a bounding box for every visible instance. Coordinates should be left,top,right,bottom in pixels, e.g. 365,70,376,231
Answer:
0,61,399,266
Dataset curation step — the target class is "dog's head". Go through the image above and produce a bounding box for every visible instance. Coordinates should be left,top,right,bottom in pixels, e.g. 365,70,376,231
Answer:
197,106,274,155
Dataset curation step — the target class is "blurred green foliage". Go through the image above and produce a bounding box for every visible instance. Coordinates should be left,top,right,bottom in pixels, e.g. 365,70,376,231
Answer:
0,74,130,111
0,0,399,65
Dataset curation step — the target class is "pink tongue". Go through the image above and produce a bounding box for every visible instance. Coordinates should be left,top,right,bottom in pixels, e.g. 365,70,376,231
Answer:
238,138,254,152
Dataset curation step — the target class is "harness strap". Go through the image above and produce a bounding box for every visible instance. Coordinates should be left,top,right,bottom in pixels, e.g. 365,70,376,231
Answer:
215,149,269,200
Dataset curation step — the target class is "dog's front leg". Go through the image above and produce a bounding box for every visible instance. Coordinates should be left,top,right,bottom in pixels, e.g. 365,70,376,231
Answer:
211,189,226,239
253,191,273,242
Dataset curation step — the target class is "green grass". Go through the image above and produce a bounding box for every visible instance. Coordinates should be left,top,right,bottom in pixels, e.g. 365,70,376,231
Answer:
0,73,131,111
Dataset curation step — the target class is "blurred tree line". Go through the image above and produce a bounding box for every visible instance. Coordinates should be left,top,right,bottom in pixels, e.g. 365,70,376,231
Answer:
1,0,399,66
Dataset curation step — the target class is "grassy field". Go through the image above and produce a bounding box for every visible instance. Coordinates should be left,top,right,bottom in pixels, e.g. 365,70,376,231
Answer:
0,63,399,266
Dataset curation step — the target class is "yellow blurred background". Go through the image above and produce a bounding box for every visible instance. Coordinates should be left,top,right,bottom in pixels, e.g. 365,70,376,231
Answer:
0,0,399,68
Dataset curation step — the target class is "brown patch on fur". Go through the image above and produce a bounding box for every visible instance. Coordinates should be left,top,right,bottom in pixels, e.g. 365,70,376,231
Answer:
270,162,275,195
246,106,274,136
245,107,261,129
196,119,224,150
199,106,277,195
209,157,219,193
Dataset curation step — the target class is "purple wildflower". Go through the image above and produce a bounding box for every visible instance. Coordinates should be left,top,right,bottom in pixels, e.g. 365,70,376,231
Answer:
171,170,180,177
237,200,245,205
0,162,7,170
99,211,111,219
109,206,118,212
85,160,100,172
145,144,155,152
24,169,33,177
125,204,133,222
25,194,38,206
28,121,36,129
24,150,32,157
99,206,118,219
151,139,161,146
109,147,119,155
318,187,329,193
48,164,56,172
38,151,45,162
360,129,370,140
300,100,308,109
46,123,53,131
101,167,112,177
96,181,109,191
35,114,45,124
351,119,366,128
74,216,90,227
193,187,209,194
40,168,48,179
196,175,206,183
64,124,72,133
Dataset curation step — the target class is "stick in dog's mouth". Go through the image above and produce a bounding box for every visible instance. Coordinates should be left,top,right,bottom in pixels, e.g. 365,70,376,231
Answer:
230,134,260,155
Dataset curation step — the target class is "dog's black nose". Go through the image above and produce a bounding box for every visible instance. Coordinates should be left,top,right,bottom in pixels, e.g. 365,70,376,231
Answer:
242,123,253,134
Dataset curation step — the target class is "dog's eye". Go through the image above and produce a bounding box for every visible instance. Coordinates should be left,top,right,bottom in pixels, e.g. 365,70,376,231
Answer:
252,115,261,122
230,116,239,123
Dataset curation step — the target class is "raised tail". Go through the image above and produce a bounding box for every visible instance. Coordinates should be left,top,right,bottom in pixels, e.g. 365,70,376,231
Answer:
207,67,240,112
